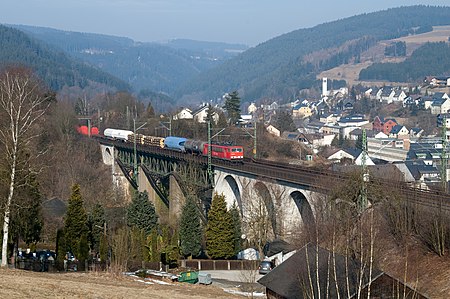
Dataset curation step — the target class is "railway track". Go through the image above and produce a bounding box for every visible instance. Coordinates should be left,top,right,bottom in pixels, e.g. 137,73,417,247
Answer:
98,137,450,212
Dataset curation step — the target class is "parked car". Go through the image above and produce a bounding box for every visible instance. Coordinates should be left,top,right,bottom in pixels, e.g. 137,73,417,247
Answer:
258,260,275,275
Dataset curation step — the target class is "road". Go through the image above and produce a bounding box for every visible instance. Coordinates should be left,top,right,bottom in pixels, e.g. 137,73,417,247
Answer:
202,270,266,293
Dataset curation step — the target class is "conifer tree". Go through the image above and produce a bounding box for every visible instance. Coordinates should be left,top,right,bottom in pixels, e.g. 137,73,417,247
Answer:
55,228,66,266
230,203,242,256
126,191,158,235
88,203,106,252
206,193,234,259
10,172,43,246
223,91,241,125
64,184,88,258
78,233,90,267
179,197,202,258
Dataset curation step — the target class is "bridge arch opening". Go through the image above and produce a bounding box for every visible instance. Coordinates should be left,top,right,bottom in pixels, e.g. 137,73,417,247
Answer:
291,191,315,232
105,147,112,157
223,175,242,215
254,182,278,238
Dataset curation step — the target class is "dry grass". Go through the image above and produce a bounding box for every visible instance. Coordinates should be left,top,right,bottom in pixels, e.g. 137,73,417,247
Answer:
0,269,239,299
317,25,450,86
376,237,450,299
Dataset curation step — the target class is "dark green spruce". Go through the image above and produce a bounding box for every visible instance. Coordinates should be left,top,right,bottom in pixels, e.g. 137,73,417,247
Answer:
179,197,202,258
64,184,88,258
126,191,158,235
206,193,234,259
223,91,241,125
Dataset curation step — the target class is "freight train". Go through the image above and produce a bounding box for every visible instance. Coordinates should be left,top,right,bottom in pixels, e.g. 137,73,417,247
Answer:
103,128,244,161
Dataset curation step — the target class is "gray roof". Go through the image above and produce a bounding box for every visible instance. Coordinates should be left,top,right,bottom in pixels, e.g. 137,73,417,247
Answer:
404,160,439,180
258,243,382,299
389,125,404,134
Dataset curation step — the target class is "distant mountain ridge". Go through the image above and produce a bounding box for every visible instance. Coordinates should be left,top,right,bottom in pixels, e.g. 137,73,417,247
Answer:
4,6,450,104
0,25,130,92
175,5,450,103
10,25,248,95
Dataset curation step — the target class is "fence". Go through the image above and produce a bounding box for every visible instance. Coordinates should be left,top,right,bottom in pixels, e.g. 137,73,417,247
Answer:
181,259,259,271
15,258,258,272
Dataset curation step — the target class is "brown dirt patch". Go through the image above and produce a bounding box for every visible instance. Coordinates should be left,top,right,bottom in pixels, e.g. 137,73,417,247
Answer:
0,269,239,299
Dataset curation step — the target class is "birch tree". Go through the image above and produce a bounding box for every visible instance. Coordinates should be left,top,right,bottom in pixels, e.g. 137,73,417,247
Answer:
0,68,51,267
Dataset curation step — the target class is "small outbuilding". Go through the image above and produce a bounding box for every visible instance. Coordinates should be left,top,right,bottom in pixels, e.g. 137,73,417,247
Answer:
258,243,427,299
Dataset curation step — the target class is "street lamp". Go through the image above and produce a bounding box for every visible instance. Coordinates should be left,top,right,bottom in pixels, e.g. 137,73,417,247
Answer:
133,119,147,187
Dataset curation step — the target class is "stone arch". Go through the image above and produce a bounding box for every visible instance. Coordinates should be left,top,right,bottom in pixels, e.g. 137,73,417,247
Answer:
105,147,112,158
290,191,315,231
224,175,242,214
254,182,278,238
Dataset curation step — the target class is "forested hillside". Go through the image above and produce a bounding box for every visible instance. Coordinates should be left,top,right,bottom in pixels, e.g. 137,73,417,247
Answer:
176,5,450,102
11,25,247,94
359,42,450,82
0,25,129,92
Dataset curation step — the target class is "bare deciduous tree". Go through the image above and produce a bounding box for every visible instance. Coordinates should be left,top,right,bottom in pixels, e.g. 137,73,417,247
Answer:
0,68,51,267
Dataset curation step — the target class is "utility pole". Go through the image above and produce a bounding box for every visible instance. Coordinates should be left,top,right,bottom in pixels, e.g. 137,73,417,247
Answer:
133,119,147,188
441,116,448,192
208,119,214,187
133,119,138,185
253,121,257,159
126,106,130,130
358,128,368,213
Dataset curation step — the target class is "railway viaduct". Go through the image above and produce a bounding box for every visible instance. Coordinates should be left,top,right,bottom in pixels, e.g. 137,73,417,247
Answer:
97,137,450,242
98,138,320,241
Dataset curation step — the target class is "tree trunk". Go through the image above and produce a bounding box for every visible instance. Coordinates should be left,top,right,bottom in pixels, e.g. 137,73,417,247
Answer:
1,153,16,267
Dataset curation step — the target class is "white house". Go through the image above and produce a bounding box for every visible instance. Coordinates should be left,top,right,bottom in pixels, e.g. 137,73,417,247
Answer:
430,98,450,115
337,115,369,127
266,125,281,137
392,90,408,103
325,149,355,163
192,105,220,124
374,131,389,139
389,125,409,139
248,102,257,114
354,152,375,166
173,108,193,120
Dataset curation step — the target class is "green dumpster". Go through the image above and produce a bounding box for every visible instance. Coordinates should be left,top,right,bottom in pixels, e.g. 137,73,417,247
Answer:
178,271,199,284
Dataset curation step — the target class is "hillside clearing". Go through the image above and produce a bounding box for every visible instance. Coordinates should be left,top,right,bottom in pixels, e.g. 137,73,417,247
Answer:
318,25,450,86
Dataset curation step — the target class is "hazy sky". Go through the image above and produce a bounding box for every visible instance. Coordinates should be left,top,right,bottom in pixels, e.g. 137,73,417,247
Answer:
2,1,449,46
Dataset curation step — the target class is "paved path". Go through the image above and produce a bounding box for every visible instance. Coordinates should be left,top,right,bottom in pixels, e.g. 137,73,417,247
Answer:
200,270,265,292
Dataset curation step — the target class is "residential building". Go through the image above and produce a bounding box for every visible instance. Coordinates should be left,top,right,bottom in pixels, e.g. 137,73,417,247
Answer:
319,113,339,124
266,125,281,137
380,87,395,103
430,76,450,87
372,116,397,135
322,148,355,163
247,102,257,114
292,104,312,118
392,89,408,102
192,104,219,124
394,160,440,190
389,125,409,139
337,115,369,127
422,96,434,110
284,132,335,150
437,113,450,129
409,127,424,138
173,108,193,120
430,98,450,115
367,137,409,162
